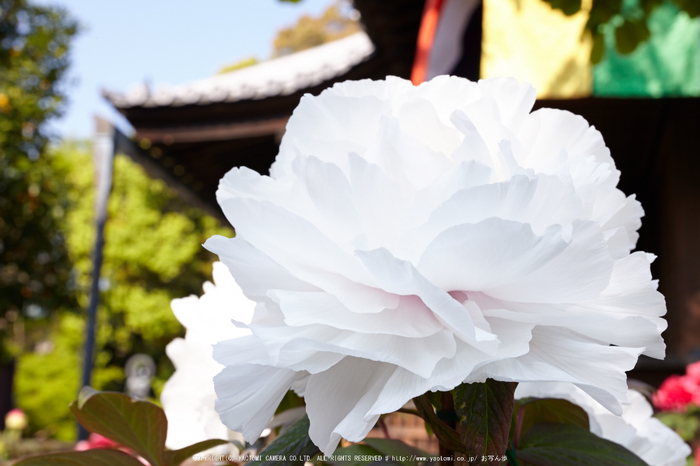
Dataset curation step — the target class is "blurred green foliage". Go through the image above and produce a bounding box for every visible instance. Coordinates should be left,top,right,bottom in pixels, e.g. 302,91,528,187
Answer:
0,0,78,361
218,56,259,74
656,409,700,443
14,141,233,440
594,0,699,96
273,0,361,56
540,0,699,63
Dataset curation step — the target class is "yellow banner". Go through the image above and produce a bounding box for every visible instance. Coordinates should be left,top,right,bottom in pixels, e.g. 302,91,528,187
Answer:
482,0,593,98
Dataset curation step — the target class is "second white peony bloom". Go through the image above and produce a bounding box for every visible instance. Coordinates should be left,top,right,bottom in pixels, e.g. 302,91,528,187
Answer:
161,262,253,453
205,76,667,455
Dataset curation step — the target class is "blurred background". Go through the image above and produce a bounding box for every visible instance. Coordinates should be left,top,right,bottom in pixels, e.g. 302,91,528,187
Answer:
1,0,699,460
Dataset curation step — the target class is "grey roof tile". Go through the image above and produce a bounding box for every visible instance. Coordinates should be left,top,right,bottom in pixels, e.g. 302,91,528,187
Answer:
104,32,375,109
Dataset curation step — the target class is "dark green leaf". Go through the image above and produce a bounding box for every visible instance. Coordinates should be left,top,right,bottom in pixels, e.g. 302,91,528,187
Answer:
13,449,146,466
275,390,305,415
427,391,443,410
515,423,646,466
590,32,605,65
163,439,232,466
542,0,582,16
69,387,167,466
615,18,650,55
453,380,517,461
248,414,320,466
413,394,464,453
639,0,663,16
515,398,589,442
615,20,638,54
672,0,700,17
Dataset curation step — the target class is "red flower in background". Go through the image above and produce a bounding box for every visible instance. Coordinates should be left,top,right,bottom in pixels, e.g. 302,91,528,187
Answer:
75,433,148,465
74,433,120,451
686,361,700,384
654,374,696,412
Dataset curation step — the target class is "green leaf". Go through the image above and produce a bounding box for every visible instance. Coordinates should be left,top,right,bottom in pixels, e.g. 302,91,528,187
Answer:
515,423,647,466
590,32,605,65
13,449,146,466
413,394,464,453
248,414,320,466
543,0,582,16
77,386,99,408
614,18,650,55
69,387,167,466
672,0,700,17
163,439,232,466
515,398,589,441
275,390,305,415
639,0,663,16
453,380,517,460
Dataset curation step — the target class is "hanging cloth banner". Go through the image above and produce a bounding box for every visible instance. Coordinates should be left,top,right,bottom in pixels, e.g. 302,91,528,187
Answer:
427,0,482,80
481,0,593,98
412,0,446,85
412,0,482,84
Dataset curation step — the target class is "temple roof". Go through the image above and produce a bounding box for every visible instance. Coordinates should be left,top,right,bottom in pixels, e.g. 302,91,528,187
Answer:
103,32,375,109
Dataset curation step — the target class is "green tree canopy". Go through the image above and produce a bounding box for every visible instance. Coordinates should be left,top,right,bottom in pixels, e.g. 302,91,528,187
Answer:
0,0,78,360
15,141,233,441
273,0,361,56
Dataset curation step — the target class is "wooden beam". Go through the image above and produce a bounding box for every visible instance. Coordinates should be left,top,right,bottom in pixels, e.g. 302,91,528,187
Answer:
136,117,289,144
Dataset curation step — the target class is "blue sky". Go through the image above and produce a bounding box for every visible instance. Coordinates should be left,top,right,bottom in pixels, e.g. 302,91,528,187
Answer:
39,0,335,139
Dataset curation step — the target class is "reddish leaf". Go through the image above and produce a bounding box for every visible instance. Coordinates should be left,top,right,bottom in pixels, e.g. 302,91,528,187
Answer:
13,449,146,466
70,387,167,466
163,439,231,466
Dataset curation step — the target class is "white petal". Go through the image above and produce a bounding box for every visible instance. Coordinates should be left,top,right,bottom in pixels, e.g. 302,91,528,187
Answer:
475,77,537,134
272,290,443,338
355,247,498,348
204,236,317,300
291,155,363,245
281,328,456,378
396,97,462,156
346,152,406,248
305,357,396,455
214,364,298,442
472,327,642,414
417,219,613,304
364,116,452,190
216,198,372,286
399,174,584,262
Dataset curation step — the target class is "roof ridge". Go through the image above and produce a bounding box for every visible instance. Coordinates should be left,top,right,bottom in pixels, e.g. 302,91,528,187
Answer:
104,31,374,109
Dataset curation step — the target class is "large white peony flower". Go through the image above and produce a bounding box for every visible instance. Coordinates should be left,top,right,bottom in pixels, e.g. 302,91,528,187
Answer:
161,262,253,452
515,382,691,466
205,76,667,455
